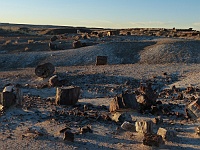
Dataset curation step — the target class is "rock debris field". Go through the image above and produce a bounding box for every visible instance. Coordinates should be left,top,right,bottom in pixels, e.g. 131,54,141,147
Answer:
0,26,200,150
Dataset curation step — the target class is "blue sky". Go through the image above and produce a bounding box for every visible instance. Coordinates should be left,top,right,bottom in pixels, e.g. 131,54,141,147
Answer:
1,0,200,30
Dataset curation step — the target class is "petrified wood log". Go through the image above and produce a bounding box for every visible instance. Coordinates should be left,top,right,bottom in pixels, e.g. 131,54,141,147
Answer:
0,92,16,108
96,56,108,65
143,133,164,147
135,120,153,134
63,131,74,142
55,86,80,105
109,92,138,112
35,63,55,78
186,99,200,119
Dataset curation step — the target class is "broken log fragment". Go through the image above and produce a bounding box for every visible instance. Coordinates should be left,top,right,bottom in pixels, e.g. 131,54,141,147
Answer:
55,86,80,105
186,99,200,119
143,133,164,147
135,120,153,134
49,42,57,50
73,40,82,48
121,121,136,131
63,131,74,142
0,92,16,108
35,63,55,78
49,75,60,87
157,127,177,141
110,112,132,123
109,92,138,112
136,82,157,112
195,126,200,135
96,56,108,65
80,125,93,134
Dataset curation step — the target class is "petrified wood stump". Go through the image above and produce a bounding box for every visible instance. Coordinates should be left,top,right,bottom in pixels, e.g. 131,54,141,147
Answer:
96,56,108,65
109,92,138,112
55,86,80,105
35,63,55,78
0,92,16,108
143,133,164,147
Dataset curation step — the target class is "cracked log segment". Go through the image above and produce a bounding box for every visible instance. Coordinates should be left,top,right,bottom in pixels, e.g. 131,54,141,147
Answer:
35,63,55,78
55,86,80,105
109,92,138,112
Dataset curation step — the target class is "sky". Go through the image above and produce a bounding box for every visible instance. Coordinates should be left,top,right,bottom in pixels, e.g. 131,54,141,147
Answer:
1,0,200,30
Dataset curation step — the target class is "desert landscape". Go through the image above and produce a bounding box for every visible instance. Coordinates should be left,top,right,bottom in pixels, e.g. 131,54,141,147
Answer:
0,23,200,150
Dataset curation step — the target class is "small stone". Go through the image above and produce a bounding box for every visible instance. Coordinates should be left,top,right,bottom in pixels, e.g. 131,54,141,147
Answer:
157,127,176,141
121,121,136,131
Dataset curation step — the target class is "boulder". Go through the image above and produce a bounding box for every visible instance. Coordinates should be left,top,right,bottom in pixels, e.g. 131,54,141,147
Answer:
110,112,132,123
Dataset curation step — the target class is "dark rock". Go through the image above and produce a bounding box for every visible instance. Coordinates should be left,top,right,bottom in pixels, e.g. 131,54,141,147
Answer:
35,63,55,78
157,127,177,141
50,36,58,42
186,99,200,119
80,125,93,134
121,121,136,131
96,56,108,65
73,40,82,48
63,131,74,142
152,116,163,125
143,133,164,147
49,42,57,50
0,91,16,108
